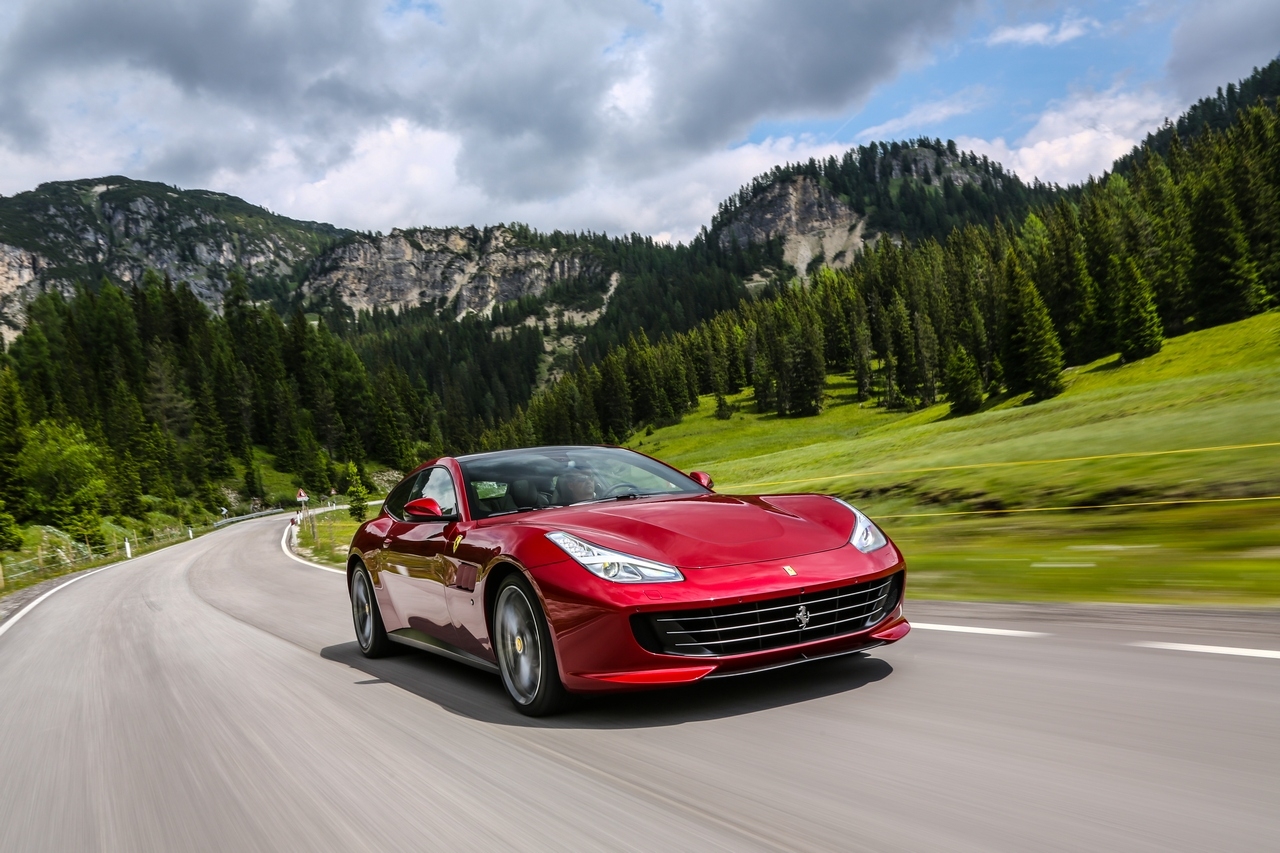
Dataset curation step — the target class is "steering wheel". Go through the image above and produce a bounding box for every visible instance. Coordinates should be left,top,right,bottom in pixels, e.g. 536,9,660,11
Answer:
602,482,641,498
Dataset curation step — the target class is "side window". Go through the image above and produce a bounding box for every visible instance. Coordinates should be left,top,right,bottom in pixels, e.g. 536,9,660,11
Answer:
419,468,459,517
384,473,420,520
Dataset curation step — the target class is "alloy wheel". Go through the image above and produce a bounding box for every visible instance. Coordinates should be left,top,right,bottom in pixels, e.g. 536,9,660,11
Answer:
495,584,542,706
352,571,374,651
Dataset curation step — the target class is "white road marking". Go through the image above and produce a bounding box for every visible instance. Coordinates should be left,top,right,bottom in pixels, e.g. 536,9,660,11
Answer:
0,565,115,642
912,622,1049,637
1132,641,1280,660
1031,562,1096,568
279,522,345,575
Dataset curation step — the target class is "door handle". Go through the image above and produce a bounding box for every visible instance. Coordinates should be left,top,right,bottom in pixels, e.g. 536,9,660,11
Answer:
381,538,391,549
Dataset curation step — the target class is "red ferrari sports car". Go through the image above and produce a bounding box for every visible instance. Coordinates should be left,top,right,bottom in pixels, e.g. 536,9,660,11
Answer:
346,445,909,715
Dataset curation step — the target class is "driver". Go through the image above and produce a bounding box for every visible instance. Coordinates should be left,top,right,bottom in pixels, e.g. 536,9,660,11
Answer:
557,468,598,504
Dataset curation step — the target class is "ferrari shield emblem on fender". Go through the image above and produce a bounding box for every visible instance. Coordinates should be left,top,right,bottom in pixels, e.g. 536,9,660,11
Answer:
783,565,797,576
452,535,462,552
796,605,810,629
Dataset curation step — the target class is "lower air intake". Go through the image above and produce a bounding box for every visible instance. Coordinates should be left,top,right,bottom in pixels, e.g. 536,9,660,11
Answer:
635,571,902,657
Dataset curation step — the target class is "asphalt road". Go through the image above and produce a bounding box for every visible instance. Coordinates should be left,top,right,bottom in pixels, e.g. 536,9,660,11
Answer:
1,516,1278,852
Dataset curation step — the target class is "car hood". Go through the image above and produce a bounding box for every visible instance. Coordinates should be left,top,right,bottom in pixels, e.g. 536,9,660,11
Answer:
523,493,855,569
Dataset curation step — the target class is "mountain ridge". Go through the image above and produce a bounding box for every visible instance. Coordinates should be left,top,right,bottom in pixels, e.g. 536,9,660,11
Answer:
0,175,348,338
0,135,1057,341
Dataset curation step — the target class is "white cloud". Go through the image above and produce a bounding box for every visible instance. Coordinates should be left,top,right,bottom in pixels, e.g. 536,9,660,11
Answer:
204,120,849,243
0,0,980,238
985,14,1098,47
1167,0,1280,101
956,85,1177,185
856,87,986,140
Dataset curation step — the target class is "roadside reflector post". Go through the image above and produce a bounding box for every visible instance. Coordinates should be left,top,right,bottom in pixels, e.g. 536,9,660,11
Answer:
124,538,132,560
187,527,193,540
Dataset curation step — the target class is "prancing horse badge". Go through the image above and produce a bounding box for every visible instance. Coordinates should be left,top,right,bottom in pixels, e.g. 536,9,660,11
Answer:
452,535,463,552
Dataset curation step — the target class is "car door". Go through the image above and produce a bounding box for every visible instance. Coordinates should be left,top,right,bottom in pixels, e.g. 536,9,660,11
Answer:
380,468,459,646
443,533,491,659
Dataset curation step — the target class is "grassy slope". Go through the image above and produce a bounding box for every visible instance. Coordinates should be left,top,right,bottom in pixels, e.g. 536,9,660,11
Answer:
628,312,1280,603
296,513,365,568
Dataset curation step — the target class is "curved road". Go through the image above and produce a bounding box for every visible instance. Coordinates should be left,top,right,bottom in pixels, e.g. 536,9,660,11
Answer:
1,516,1278,852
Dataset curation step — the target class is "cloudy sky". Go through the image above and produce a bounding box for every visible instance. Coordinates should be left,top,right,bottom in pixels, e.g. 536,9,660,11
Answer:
0,0,1276,241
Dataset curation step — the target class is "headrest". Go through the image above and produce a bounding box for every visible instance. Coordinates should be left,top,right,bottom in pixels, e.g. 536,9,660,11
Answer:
510,479,539,508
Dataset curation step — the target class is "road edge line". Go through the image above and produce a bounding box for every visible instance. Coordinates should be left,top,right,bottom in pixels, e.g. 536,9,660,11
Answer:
0,564,116,642
912,622,1049,637
279,522,345,575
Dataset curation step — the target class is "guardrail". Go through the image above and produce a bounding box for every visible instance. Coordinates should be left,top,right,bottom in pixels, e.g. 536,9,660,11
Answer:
213,508,287,528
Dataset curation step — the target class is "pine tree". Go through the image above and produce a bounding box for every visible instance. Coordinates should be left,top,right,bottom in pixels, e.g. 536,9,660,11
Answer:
660,341,690,419
751,311,781,413
111,453,146,519
913,310,940,406
1113,255,1163,362
1004,256,1065,400
1044,201,1101,363
0,365,28,516
1189,171,1265,326
944,345,984,415
1133,148,1192,333
345,462,369,522
625,336,667,425
786,299,826,416
887,293,917,405
595,352,632,442
241,452,266,501
849,295,874,401
193,375,233,479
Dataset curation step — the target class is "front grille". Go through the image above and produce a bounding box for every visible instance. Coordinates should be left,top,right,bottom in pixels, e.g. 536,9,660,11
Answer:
634,571,902,657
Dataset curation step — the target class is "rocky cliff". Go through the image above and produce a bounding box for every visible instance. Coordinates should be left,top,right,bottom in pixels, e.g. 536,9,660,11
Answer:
715,175,866,275
301,226,601,317
0,243,47,341
0,177,345,339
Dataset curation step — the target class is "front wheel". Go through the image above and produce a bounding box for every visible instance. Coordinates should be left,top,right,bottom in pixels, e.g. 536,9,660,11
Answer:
351,563,392,658
493,575,568,716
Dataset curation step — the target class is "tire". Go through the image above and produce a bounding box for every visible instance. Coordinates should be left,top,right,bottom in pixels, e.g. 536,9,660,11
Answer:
493,574,568,716
350,563,392,658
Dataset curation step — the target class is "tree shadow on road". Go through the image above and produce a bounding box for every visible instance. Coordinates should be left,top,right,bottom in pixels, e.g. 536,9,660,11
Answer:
321,641,893,729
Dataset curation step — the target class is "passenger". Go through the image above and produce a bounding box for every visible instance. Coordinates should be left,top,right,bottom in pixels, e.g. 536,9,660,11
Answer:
557,469,598,504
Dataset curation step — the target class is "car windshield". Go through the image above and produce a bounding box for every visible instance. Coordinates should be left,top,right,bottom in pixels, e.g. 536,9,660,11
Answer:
458,446,708,519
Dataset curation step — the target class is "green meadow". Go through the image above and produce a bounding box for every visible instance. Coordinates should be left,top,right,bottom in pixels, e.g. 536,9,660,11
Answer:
296,510,364,569
628,312,1280,604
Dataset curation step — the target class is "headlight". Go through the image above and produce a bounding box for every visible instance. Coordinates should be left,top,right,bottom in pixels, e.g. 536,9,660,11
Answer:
834,499,888,553
546,532,684,583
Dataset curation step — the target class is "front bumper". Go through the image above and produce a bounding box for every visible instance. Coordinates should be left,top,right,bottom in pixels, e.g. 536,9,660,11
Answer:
532,541,909,693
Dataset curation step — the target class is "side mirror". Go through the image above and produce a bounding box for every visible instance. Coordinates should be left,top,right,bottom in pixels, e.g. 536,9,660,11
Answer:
690,471,715,490
404,497,446,520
